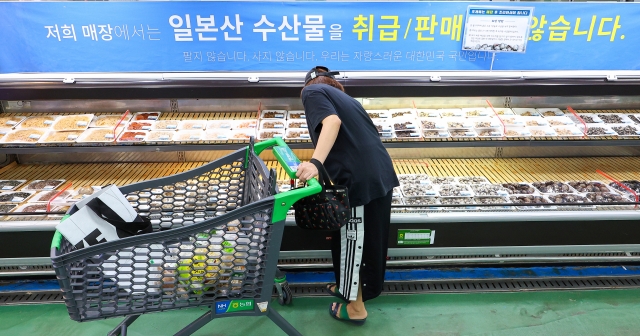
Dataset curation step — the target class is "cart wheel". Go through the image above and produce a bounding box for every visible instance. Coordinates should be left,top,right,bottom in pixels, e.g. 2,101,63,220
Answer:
277,281,293,306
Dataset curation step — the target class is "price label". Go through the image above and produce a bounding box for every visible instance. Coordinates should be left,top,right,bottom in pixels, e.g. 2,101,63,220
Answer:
142,125,151,130
462,123,473,128
44,186,54,190
105,134,114,139
216,134,227,140
166,124,177,129
2,186,13,190
274,113,284,118
410,132,420,137
66,134,79,140
29,134,41,139
12,197,24,202
425,191,437,196
380,126,392,132
545,130,556,135
572,130,583,135
159,135,170,140
460,191,473,196
521,131,532,136
497,190,509,196
592,116,603,123
420,180,431,185
76,121,88,127
44,120,54,125
36,209,46,213
135,134,145,139
464,132,475,137
301,134,310,139
6,120,17,125
490,131,502,136
192,124,203,129
274,124,284,128
148,115,159,120
189,135,200,140
438,132,449,137
604,130,615,134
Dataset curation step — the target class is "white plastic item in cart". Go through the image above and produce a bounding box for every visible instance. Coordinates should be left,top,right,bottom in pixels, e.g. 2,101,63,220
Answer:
179,120,207,130
261,110,287,119
117,130,148,143
285,128,310,140
288,111,306,119
438,108,464,117
173,130,204,142
258,129,285,140
76,127,125,143
537,108,565,117
521,116,549,127
419,118,447,130
0,116,26,129
552,126,584,137
512,108,540,117
260,119,286,129
445,117,474,130
132,112,161,121
389,108,416,119
202,129,230,141
366,110,390,119
286,120,308,129
462,107,491,117
417,109,440,118
126,120,155,131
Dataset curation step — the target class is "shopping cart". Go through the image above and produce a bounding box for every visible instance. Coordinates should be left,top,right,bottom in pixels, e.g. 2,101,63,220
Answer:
50,138,320,336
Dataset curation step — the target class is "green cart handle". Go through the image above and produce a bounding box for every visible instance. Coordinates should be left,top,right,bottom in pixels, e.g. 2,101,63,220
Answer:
254,137,322,222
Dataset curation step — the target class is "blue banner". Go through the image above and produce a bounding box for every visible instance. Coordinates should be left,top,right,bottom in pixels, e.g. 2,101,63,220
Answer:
0,1,638,73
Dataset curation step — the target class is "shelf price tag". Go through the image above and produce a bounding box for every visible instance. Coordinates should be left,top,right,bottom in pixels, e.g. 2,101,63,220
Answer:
398,229,436,246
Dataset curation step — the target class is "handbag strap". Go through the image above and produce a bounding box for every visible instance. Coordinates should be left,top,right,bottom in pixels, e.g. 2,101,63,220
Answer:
85,197,152,236
309,158,334,188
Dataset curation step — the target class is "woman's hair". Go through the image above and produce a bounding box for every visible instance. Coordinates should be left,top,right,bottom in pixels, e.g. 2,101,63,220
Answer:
303,68,345,93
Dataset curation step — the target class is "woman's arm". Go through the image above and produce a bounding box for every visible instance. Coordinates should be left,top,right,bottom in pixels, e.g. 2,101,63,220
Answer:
296,114,342,182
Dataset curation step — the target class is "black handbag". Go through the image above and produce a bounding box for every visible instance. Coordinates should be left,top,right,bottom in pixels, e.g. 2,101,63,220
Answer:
293,159,351,231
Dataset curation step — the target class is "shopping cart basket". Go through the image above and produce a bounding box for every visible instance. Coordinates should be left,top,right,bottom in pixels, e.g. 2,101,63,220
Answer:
50,138,320,336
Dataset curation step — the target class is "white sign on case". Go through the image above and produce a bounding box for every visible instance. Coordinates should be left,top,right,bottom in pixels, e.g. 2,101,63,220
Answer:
462,6,534,53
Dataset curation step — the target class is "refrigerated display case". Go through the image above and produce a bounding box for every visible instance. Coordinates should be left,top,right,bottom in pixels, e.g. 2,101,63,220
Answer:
2,70,640,276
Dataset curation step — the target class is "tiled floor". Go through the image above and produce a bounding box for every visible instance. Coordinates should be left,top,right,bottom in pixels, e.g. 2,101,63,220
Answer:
2,289,640,335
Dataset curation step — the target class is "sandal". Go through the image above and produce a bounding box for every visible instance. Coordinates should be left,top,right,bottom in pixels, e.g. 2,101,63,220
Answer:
325,283,348,302
329,302,366,326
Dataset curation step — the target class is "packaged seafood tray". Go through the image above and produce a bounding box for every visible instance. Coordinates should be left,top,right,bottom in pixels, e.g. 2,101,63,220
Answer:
202,130,230,141
401,183,438,197
31,190,73,203
417,109,440,118
449,130,478,138
521,116,549,127
546,193,595,209
393,118,420,131
288,110,306,120
544,116,575,127
0,116,26,129
476,128,504,138
509,195,556,210
528,126,558,138
10,203,51,217
512,108,540,117
76,127,125,143
373,119,394,138
17,115,59,129
628,114,640,125
422,130,450,138
552,126,584,137
90,114,132,128
260,110,287,119
0,191,35,203
500,116,526,127
609,124,640,137
258,129,285,140
457,176,490,184
437,109,464,117
585,124,617,137
0,180,27,191
398,174,430,184
39,130,85,144
567,181,616,193
66,187,100,201
51,114,94,131
391,197,406,212
462,107,492,117
172,130,204,142
126,120,155,131
392,186,404,197
469,184,509,197
596,113,633,124
22,179,66,191
474,196,512,210
389,108,416,119
152,120,180,130
532,181,576,194
0,204,17,216
572,113,603,124
585,192,635,209
1,129,47,144
438,184,473,197
146,130,176,142
430,176,456,184
233,120,258,129
504,127,532,138
179,120,207,131
402,196,440,211
366,110,390,119
116,130,148,143
608,180,640,196
287,120,308,129
228,130,256,140
445,118,474,130
473,118,502,129
206,120,234,129
438,197,477,211
490,108,515,116
285,128,310,140
501,182,538,195
132,112,161,121
394,130,421,139
537,108,565,117
260,120,286,129
419,118,447,130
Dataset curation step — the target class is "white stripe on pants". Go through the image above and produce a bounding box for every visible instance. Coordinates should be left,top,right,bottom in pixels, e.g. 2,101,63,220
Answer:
338,205,365,301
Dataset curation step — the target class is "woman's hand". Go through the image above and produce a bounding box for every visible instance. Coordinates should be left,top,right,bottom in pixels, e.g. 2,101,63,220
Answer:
296,162,319,182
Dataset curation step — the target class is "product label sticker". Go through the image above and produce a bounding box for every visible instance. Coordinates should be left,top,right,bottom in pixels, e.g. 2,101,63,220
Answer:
159,135,170,140
76,121,88,127
521,131,532,136
104,134,114,139
29,134,41,139
12,197,24,202
189,135,200,140
216,134,227,139
464,132,475,136
135,134,145,139
425,191,437,196
605,130,615,134
6,120,17,125
300,134,310,138
192,124,203,129
273,113,284,118
420,180,431,185
165,124,177,129
497,190,509,196
44,120,54,125
438,132,448,137
460,191,472,196
142,125,151,130
490,131,502,136
2,186,13,190
545,130,555,135
148,115,159,120
44,186,54,190
36,209,46,213
66,135,79,140
398,229,436,246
